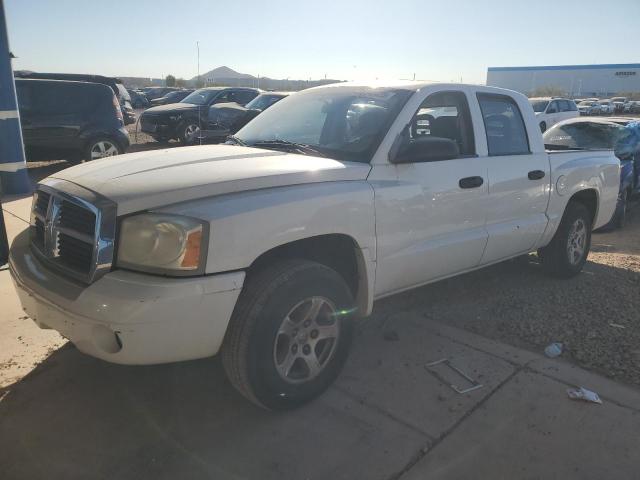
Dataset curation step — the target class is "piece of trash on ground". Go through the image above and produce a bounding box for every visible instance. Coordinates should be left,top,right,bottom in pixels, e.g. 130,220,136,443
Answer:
609,323,626,329
425,358,483,394
544,342,563,358
567,387,602,404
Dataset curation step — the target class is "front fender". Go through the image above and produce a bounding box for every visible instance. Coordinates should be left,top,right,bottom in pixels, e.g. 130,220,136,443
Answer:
157,181,377,309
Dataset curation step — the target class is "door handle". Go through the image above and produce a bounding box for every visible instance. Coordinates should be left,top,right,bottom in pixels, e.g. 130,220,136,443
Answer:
528,170,546,180
459,176,484,189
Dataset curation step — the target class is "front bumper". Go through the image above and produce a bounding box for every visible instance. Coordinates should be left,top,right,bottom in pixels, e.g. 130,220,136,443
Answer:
9,229,245,365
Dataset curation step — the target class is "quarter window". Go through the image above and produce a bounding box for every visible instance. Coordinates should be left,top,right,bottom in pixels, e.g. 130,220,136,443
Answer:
477,93,530,156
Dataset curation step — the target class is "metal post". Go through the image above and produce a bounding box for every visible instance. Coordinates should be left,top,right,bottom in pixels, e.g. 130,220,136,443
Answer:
0,0,30,195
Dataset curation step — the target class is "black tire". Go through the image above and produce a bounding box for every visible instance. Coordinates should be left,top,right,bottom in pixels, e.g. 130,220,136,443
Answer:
539,121,547,133
221,259,355,411
83,137,123,162
538,201,592,278
614,189,629,229
179,121,201,145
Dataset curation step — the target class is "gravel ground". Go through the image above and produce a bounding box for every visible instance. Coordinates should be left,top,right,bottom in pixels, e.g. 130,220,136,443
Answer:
371,203,640,388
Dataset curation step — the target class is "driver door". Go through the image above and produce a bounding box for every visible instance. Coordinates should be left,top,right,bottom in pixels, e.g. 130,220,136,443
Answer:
371,90,489,296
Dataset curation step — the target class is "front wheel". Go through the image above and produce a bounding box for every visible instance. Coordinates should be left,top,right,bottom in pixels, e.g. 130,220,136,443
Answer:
84,137,123,161
539,121,547,133
538,202,592,278
221,260,355,410
179,121,201,145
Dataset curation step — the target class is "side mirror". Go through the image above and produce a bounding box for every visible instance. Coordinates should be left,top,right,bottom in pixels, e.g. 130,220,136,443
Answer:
391,136,460,164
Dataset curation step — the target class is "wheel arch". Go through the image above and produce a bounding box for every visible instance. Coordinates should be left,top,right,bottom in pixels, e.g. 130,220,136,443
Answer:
568,188,598,225
247,233,374,318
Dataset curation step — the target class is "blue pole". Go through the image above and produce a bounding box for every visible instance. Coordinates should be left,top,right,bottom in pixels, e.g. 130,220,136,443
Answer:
0,0,30,195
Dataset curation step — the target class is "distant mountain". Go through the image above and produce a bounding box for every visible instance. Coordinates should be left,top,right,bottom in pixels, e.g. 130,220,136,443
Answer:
191,66,255,82
189,66,343,91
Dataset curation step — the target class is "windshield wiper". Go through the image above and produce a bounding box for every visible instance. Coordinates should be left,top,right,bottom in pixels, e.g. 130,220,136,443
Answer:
226,135,247,146
251,139,326,157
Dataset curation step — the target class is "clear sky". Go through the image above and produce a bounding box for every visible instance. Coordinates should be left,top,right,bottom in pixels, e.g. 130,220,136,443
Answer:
5,0,640,84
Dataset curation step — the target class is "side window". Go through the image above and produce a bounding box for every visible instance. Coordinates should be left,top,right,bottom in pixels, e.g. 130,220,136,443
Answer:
408,91,475,156
547,101,558,113
568,101,578,111
477,93,530,156
212,91,230,104
31,84,97,115
234,90,258,105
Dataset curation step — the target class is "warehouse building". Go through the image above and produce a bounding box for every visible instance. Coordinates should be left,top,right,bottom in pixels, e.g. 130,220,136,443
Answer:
486,63,640,98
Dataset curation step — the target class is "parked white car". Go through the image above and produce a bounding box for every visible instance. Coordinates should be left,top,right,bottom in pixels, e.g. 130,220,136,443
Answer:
9,82,619,410
599,100,615,114
578,101,601,116
529,97,579,132
611,96,627,113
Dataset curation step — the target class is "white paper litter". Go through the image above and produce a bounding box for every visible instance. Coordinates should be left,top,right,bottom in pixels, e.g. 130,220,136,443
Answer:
544,342,563,358
567,387,602,404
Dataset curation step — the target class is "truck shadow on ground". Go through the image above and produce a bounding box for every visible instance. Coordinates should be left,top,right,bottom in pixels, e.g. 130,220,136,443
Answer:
1,253,639,479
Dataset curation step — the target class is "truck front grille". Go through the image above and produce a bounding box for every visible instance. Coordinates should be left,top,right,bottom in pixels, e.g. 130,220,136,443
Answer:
30,185,116,283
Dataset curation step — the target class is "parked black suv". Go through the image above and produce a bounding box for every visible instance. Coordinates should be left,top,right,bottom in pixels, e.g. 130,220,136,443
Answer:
15,72,137,125
15,79,130,162
140,87,261,144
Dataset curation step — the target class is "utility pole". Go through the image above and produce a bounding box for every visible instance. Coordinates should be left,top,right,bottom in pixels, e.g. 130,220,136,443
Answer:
0,0,30,194
197,41,200,86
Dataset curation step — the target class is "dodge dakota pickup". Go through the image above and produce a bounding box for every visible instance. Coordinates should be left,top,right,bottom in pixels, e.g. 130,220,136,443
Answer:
9,82,619,410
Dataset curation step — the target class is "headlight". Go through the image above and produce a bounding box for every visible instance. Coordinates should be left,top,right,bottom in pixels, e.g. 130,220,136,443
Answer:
116,213,207,275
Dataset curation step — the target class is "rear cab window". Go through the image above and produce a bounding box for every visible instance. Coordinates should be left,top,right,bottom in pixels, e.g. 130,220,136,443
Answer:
477,93,530,156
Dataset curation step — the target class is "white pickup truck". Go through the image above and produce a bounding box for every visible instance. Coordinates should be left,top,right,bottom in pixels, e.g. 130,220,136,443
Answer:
9,82,619,410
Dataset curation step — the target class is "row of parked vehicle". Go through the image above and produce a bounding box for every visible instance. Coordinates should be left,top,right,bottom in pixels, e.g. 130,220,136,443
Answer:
11,72,293,163
138,87,289,144
529,96,640,133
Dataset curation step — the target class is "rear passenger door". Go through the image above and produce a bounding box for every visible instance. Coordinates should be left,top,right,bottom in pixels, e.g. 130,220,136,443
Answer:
477,93,550,264
27,83,87,150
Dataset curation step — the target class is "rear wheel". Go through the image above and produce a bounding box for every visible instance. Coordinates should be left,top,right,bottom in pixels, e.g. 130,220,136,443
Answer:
84,137,122,161
538,201,592,278
221,260,355,410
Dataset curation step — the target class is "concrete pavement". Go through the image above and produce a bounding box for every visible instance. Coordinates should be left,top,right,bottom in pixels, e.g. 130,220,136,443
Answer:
1,195,640,479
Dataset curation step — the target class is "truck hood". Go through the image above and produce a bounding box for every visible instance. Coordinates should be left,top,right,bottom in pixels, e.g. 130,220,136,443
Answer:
49,145,371,215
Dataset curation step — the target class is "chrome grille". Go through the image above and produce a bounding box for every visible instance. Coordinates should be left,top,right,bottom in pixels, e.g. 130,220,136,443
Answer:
30,184,116,283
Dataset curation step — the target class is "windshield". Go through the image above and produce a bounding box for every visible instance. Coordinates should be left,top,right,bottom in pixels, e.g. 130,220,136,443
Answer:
181,89,221,105
245,94,286,111
235,87,412,163
530,100,549,113
543,122,624,150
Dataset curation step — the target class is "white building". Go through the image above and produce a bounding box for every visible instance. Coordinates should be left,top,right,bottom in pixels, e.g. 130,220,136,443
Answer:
486,63,640,98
